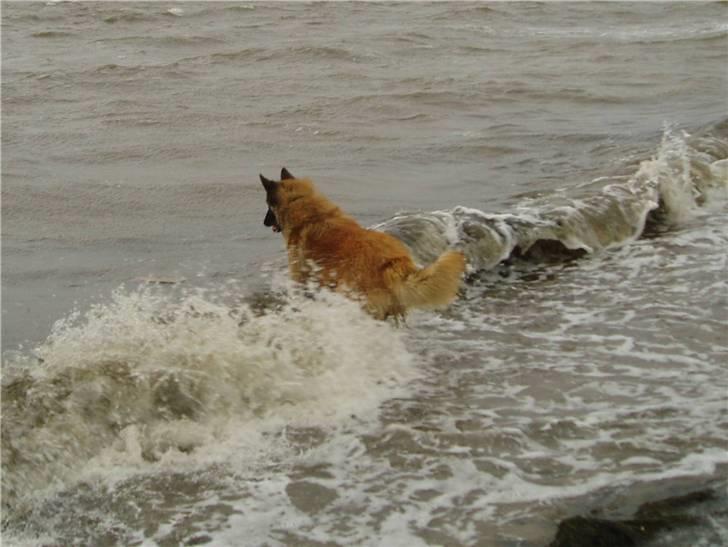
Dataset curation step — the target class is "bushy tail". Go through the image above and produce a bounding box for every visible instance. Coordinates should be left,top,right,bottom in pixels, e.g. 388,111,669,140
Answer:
397,251,466,311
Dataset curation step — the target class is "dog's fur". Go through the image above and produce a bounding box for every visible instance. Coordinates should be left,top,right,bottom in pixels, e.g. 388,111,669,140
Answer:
260,168,466,320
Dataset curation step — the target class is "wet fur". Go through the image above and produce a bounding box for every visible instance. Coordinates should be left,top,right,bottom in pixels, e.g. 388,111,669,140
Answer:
261,168,466,320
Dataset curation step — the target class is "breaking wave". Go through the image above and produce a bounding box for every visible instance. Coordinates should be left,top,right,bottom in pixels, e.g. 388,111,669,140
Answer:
376,123,728,272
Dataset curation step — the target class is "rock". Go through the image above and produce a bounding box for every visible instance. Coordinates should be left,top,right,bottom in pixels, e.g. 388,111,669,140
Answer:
548,489,716,547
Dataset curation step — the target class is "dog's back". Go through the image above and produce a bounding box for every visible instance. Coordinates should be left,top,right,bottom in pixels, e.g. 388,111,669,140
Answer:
261,169,466,319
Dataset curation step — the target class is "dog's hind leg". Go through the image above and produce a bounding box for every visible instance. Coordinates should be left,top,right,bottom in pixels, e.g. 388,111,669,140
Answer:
393,310,408,328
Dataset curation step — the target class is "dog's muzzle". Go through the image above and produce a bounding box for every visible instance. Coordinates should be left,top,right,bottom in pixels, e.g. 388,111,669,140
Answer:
264,208,281,232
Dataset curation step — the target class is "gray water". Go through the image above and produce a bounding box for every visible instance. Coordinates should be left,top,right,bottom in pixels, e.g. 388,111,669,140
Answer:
2,2,727,546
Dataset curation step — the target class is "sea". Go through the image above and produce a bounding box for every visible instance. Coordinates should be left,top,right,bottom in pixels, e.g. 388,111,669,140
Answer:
2,2,727,546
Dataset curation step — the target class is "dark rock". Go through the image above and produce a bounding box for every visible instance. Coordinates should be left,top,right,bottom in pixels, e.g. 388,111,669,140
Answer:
548,488,716,547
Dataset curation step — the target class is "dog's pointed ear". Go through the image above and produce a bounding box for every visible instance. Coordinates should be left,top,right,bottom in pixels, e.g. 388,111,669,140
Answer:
260,174,277,193
281,167,294,180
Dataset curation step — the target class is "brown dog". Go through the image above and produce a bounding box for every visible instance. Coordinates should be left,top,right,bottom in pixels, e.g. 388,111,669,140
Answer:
260,168,466,320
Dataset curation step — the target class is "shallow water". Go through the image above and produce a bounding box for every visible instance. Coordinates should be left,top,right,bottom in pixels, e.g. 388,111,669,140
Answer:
2,2,727,546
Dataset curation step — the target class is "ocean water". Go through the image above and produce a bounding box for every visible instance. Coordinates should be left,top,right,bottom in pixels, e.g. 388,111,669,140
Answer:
2,2,727,546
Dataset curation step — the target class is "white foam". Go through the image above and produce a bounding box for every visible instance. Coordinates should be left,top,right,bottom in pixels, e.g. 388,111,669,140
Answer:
2,284,419,519
710,159,728,182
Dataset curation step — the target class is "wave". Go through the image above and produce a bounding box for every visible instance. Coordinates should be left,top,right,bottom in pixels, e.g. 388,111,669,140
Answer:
88,62,193,82
1,286,416,517
185,45,362,66
77,45,363,75
102,11,149,25
223,5,257,12
92,34,226,47
207,47,271,63
374,122,728,272
30,31,75,39
626,23,728,46
513,21,728,46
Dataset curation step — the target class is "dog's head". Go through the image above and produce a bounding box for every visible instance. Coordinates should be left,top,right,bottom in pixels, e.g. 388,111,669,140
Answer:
260,167,313,235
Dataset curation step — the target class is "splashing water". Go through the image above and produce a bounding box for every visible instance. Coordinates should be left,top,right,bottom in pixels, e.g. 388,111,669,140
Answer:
1,285,417,518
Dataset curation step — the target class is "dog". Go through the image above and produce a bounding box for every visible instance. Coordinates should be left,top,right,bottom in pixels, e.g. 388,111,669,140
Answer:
260,168,466,320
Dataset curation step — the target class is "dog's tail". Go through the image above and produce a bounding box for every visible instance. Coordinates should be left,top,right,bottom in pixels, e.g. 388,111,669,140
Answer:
396,250,466,311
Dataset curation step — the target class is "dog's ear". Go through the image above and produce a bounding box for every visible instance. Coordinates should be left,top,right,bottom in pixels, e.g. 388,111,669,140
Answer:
281,167,295,180
260,174,277,193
